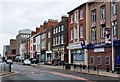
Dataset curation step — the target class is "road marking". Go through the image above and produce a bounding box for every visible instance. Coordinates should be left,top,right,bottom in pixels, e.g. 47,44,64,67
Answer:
48,71,88,80
0,72,17,78
40,70,88,80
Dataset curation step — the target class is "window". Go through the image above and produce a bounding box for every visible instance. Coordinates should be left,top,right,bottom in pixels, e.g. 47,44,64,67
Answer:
33,38,36,43
100,6,105,19
53,29,55,34
100,25,105,38
58,36,60,45
74,10,78,22
53,38,55,46
72,50,84,61
61,25,64,31
80,25,84,38
90,56,94,64
70,29,74,40
75,27,78,39
70,14,73,23
92,10,96,22
112,2,117,15
48,42,50,50
80,9,83,20
92,28,96,40
56,37,58,45
48,32,50,38
59,26,61,32
113,25,117,36
61,35,64,44
97,56,102,65
105,56,110,65
56,28,58,33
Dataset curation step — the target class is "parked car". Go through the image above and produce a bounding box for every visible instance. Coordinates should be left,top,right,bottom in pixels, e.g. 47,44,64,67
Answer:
0,59,3,65
45,61,52,65
52,58,61,66
23,59,31,65
6,59,13,64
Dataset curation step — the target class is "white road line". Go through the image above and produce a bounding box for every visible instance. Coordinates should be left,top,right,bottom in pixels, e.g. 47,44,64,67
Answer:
0,72,17,78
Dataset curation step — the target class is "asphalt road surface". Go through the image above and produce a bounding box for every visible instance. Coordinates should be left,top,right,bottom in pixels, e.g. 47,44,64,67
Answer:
1,63,120,82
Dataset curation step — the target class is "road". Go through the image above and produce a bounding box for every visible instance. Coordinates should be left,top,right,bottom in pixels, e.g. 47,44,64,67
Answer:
1,63,120,82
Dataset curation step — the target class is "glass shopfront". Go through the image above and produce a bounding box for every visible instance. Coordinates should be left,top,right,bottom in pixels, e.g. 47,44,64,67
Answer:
71,50,84,64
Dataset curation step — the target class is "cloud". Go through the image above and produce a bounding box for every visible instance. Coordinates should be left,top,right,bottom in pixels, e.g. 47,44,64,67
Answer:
0,0,89,54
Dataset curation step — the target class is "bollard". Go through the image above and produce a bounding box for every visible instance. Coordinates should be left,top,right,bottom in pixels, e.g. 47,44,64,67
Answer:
73,64,76,71
80,64,82,72
88,65,90,73
9,63,11,72
106,66,109,72
94,66,96,71
97,65,99,75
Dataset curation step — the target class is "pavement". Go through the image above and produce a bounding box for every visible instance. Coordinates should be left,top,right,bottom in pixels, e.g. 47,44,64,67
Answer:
34,64,120,79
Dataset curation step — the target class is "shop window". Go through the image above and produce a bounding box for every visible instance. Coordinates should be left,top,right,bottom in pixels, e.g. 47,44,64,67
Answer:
72,50,84,61
105,56,110,65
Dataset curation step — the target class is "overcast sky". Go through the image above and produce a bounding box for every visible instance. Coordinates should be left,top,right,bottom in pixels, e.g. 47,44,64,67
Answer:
0,0,89,55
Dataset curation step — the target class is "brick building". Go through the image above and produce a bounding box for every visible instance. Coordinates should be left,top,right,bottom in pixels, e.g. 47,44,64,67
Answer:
67,3,89,65
87,1,120,70
52,16,68,63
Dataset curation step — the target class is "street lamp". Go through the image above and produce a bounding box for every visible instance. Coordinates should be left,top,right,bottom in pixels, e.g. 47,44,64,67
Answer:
111,0,114,72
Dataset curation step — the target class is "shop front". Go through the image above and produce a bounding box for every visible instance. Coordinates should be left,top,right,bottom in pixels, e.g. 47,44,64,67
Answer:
46,51,52,61
68,43,86,65
114,40,120,66
88,42,113,70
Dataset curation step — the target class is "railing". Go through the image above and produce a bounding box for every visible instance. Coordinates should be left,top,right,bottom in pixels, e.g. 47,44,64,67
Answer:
62,63,120,76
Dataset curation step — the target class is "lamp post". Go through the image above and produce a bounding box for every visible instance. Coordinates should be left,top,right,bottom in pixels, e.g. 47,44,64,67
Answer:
111,0,114,72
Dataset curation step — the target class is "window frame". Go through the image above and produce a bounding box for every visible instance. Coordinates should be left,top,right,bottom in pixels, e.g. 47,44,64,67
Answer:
100,24,106,39
70,14,73,24
97,56,102,65
90,56,94,65
80,9,83,20
91,10,96,22
91,27,96,40
74,10,78,23
80,25,84,39
100,6,106,19
105,56,110,65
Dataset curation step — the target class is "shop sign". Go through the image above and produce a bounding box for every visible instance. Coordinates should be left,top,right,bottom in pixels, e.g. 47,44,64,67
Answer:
94,43,105,48
46,51,52,53
94,48,104,52
69,43,82,50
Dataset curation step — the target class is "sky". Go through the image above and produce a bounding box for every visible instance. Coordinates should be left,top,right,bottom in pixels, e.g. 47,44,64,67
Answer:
0,0,89,55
